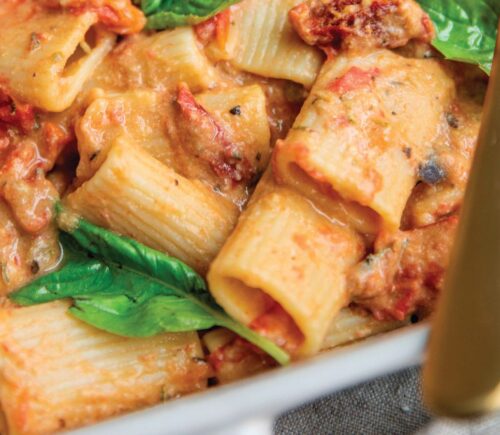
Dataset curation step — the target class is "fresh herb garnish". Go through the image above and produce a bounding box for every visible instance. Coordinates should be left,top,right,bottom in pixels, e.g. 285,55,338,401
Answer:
418,0,500,74
10,207,290,365
136,0,242,30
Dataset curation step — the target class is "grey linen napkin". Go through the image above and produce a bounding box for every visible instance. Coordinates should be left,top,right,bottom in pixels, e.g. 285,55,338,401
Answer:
274,367,500,435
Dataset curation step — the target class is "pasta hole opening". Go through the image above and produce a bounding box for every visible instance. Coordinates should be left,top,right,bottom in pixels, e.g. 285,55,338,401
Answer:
217,277,275,324
218,277,305,354
287,162,382,235
62,26,98,77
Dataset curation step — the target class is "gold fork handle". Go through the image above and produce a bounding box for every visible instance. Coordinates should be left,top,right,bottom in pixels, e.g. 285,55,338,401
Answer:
423,23,500,417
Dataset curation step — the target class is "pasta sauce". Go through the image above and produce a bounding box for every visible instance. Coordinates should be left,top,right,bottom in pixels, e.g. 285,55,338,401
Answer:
40,0,146,34
0,0,488,433
0,85,67,295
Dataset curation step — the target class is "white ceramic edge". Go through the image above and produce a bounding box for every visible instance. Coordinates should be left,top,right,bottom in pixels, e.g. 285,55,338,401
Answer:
71,323,430,435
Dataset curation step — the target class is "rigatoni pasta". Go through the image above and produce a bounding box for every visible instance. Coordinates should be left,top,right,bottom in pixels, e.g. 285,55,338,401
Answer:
0,0,488,432
0,5,115,111
90,27,219,93
0,301,208,435
75,89,173,182
76,85,271,185
221,0,324,87
67,137,239,273
273,50,456,230
141,27,220,91
71,83,272,273
208,173,365,356
321,309,409,351
196,84,272,170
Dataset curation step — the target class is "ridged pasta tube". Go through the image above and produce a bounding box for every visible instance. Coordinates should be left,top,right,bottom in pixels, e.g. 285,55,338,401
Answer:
0,301,208,435
321,308,408,351
223,0,324,87
0,6,115,111
208,176,365,356
274,50,456,230
67,137,239,273
143,27,219,91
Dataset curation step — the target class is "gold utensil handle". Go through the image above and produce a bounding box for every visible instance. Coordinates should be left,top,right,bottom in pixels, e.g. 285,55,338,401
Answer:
422,25,500,417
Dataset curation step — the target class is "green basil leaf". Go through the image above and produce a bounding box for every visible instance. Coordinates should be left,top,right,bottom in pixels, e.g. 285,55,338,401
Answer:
140,0,241,30
9,235,113,305
418,0,500,74
10,209,290,365
71,295,219,335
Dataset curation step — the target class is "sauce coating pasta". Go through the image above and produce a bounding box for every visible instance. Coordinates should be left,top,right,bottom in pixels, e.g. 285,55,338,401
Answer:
0,0,488,433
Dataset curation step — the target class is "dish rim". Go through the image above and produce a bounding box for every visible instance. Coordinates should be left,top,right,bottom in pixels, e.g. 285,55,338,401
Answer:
70,323,430,435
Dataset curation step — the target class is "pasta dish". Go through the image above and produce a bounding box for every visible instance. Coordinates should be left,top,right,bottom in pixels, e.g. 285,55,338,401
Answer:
0,0,491,433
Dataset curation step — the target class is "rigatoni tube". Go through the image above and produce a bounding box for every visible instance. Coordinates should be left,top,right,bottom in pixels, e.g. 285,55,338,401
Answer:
208,180,365,357
0,301,208,435
321,308,408,351
0,8,115,112
221,0,324,87
67,137,239,273
273,50,456,230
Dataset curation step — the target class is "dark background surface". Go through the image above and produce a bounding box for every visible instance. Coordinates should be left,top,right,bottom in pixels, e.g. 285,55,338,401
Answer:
274,367,500,435
275,367,430,435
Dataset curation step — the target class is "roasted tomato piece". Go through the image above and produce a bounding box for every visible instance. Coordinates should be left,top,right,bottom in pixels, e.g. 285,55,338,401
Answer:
0,87,36,133
349,216,458,320
289,0,434,52
174,83,255,184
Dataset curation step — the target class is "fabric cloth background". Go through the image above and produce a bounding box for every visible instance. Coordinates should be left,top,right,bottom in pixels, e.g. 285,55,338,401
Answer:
274,367,500,435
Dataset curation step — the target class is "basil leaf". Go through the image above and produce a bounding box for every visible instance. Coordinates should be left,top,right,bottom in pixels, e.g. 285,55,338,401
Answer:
72,295,220,335
10,210,290,365
139,0,241,30
418,0,500,74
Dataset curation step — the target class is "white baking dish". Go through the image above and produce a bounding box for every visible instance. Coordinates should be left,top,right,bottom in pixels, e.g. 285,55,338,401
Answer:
72,323,429,435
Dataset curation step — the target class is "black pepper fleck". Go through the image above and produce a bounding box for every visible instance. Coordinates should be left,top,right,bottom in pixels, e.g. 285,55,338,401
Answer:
403,147,412,158
30,260,40,274
446,112,459,129
30,32,41,51
229,105,241,116
418,159,446,185
364,254,375,266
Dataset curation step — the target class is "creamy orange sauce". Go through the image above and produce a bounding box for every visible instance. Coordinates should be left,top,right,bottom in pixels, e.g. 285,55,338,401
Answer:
208,337,276,384
80,44,301,206
0,86,72,295
0,0,303,297
0,1,490,434
0,0,487,369
40,0,146,34
347,61,486,319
